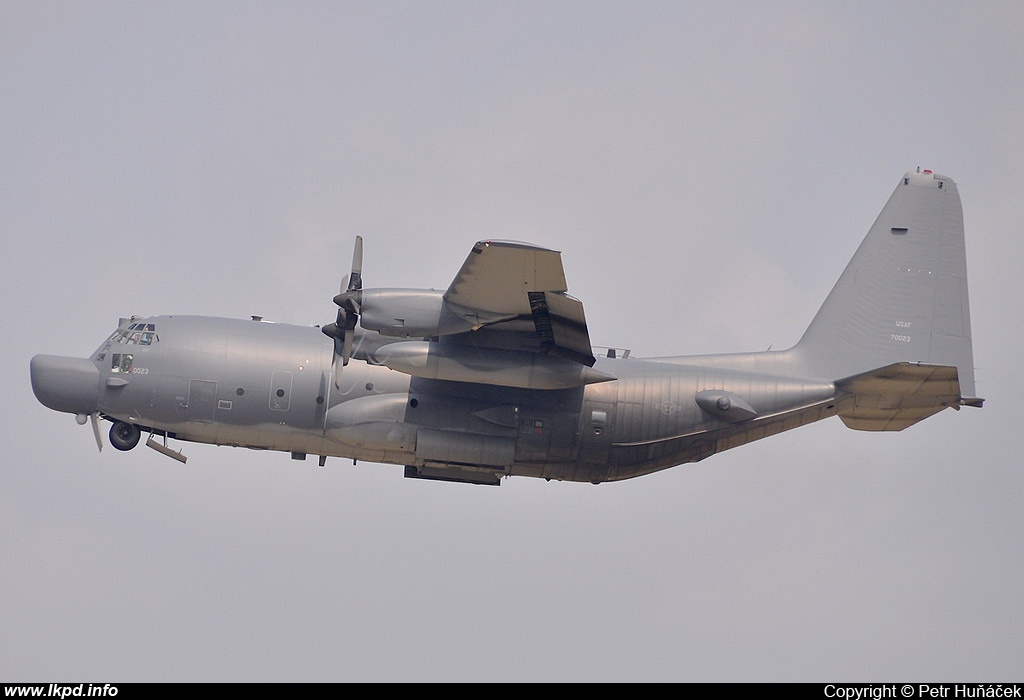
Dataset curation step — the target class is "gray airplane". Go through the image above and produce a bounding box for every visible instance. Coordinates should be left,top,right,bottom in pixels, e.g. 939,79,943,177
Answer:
31,169,983,485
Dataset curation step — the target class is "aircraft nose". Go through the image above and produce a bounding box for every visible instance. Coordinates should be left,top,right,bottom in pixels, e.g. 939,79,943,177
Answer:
30,355,101,416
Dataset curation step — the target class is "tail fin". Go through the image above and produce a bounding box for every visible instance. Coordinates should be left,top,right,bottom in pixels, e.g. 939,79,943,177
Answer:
792,169,979,400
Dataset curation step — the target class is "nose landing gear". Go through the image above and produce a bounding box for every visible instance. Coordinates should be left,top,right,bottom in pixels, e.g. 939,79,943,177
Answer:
109,421,141,451
106,419,187,463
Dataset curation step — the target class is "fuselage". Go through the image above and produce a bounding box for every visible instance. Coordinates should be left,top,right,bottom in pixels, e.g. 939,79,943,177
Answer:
32,314,839,484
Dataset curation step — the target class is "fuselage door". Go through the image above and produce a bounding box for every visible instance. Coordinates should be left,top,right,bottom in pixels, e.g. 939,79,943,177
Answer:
187,380,218,423
578,382,617,465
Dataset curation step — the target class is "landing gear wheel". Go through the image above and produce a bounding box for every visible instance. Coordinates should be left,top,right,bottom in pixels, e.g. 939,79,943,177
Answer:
109,421,141,451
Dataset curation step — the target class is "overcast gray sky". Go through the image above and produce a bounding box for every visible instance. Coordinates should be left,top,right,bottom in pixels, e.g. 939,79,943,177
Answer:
3,0,1021,682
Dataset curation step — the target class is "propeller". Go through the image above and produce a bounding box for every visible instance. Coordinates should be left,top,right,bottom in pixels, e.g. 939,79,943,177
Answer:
77,411,104,452
90,412,103,452
322,236,363,387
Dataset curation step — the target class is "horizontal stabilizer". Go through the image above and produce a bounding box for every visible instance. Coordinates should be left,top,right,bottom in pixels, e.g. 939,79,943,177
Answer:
835,362,966,431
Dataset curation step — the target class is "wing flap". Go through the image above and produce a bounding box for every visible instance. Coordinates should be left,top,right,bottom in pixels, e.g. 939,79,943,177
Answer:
444,240,596,365
527,290,594,365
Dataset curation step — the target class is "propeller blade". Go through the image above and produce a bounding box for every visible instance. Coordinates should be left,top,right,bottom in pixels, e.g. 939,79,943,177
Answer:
333,351,344,389
342,325,354,366
90,412,103,452
349,235,363,291
329,236,365,388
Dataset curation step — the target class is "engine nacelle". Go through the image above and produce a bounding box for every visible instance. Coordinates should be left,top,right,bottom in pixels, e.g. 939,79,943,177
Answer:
358,288,486,338
324,393,417,451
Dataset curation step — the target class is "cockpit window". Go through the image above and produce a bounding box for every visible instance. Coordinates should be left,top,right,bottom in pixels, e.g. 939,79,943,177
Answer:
111,353,133,373
107,322,159,346
96,320,160,363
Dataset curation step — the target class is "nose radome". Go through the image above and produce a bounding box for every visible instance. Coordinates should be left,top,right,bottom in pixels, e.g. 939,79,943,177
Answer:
30,355,101,416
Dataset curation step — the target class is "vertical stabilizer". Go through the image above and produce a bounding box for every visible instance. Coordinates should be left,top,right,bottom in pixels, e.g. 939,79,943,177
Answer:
791,170,978,398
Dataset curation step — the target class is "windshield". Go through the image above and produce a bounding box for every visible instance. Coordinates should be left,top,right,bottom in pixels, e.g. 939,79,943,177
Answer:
94,318,161,366
105,321,159,347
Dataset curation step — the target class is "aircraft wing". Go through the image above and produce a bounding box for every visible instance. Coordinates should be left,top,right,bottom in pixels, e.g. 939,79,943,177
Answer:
443,240,597,366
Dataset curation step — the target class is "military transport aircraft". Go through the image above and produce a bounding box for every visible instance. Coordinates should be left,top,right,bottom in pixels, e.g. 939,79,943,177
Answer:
31,169,983,485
